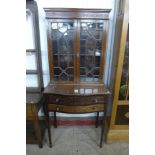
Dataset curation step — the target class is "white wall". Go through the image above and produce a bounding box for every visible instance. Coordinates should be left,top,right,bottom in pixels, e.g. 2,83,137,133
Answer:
36,0,116,117
38,5,50,87
36,0,114,9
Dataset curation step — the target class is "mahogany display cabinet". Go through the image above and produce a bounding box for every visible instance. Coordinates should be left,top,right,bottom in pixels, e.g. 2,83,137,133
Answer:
43,8,111,148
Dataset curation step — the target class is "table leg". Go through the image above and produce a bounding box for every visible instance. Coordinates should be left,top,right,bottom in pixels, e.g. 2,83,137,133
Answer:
47,112,52,147
43,102,52,148
54,111,57,128
96,112,99,128
100,103,107,148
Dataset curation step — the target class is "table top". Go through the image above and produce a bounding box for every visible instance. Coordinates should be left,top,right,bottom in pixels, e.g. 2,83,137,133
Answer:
43,81,110,96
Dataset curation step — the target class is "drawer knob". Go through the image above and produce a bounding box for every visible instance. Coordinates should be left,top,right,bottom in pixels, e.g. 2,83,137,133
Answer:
56,107,59,111
56,98,60,102
92,107,95,110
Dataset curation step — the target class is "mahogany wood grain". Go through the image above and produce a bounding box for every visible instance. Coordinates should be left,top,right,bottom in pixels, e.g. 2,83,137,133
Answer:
44,81,110,96
43,8,111,148
48,95,105,106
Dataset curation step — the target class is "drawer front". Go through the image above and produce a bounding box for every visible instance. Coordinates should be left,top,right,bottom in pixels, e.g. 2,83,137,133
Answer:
47,104,104,113
48,95,105,106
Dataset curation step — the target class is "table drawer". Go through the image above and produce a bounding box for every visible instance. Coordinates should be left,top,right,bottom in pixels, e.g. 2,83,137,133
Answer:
48,95,105,106
47,104,104,113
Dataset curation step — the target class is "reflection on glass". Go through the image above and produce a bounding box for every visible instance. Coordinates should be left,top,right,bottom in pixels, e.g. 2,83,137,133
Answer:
58,23,63,28
85,89,93,94
26,74,38,87
58,24,67,33
26,9,35,49
93,88,98,93
26,52,37,70
80,88,84,94
95,50,101,56
52,23,57,29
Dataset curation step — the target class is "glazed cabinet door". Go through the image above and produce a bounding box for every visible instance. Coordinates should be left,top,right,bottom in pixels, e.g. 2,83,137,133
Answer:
48,19,76,81
79,20,107,82
47,19,108,82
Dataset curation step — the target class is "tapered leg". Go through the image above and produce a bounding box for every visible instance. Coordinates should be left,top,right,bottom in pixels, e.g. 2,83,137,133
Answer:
54,111,57,128
43,100,52,148
100,103,107,148
47,112,52,147
96,112,99,128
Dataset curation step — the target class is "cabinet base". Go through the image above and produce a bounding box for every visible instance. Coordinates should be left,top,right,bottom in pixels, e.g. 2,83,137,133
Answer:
106,129,129,144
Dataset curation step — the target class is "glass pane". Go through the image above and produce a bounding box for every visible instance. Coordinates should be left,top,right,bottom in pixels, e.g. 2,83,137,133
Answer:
80,56,85,67
26,9,35,49
80,21,104,82
115,105,129,125
95,55,101,67
51,21,75,81
53,55,58,66
119,25,129,100
51,23,74,55
60,55,67,69
66,67,74,75
26,74,39,87
26,52,37,70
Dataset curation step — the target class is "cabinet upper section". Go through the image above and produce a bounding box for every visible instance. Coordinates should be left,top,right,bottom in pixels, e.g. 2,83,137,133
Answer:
44,8,111,83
